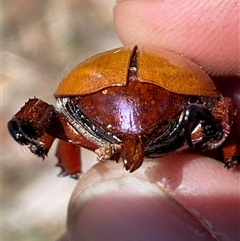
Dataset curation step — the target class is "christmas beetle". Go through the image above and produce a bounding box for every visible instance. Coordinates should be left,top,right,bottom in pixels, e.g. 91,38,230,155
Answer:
7,46,240,177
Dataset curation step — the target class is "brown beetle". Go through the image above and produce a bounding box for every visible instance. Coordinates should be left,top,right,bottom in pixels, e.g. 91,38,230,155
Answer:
7,46,240,177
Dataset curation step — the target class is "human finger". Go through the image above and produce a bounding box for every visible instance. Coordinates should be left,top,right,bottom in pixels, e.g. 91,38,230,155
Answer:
114,0,239,76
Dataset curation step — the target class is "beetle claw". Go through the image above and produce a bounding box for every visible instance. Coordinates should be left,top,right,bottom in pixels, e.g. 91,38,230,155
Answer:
70,173,80,179
29,143,48,159
57,165,80,179
57,169,69,177
224,157,240,169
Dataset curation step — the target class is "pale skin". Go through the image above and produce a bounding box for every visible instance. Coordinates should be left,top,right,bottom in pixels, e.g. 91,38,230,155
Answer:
57,1,240,240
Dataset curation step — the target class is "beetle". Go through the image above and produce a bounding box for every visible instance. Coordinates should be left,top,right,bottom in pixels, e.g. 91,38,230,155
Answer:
7,45,240,178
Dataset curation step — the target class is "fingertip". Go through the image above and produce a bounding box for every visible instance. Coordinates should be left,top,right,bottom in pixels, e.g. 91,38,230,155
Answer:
67,159,214,241
114,0,239,76
67,154,240,241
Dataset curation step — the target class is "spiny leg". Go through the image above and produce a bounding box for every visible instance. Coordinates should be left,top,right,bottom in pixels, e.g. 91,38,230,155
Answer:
7,98,57,157
8,98,98,177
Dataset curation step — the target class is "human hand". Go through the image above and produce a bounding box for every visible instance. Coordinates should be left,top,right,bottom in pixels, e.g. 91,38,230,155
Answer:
58,1,240,240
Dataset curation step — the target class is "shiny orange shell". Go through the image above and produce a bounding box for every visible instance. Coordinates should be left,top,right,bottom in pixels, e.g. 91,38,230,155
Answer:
55,46,219,97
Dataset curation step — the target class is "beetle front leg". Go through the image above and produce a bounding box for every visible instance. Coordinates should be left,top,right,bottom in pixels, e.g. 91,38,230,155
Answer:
8,98,57,158
8,98,98,177
30,133,55,158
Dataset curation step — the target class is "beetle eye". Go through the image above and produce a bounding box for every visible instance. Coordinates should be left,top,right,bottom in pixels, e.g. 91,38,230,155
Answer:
7,118,36,145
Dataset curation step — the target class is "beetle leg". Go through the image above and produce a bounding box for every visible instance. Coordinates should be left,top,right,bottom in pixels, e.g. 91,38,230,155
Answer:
29,133,55,158
210,97,237,148
224,156,240,169
7,98,57,157
183,104,223,148
219,123,240,168
8,98,99,177
184,100,240,168
181,106,200,148
56,140,81,179
121,135,144,172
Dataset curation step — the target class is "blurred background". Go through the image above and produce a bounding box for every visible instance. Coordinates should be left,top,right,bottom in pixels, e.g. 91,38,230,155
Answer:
2,1,121,240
